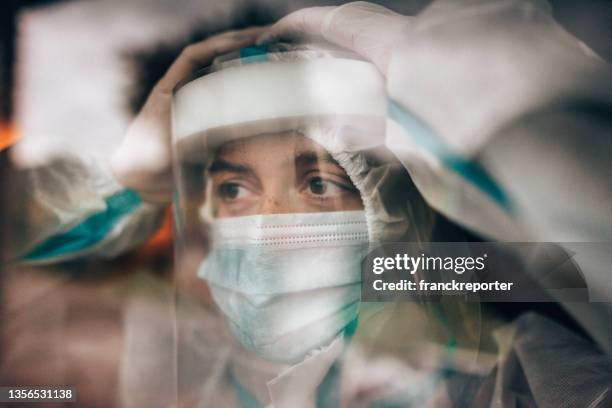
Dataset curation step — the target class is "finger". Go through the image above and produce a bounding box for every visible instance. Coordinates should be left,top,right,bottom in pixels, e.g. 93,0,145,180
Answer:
155,26,266,94
257,2,405,71
258,2,400,45
257,7,334,45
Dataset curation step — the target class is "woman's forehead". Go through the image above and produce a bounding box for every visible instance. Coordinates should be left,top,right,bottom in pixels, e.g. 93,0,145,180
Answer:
215,131,332,160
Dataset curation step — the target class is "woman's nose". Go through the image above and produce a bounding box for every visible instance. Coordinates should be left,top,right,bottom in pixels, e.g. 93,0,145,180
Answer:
259,194,293,215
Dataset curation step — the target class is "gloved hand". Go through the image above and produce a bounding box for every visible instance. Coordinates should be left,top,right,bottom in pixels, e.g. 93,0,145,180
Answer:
257,1,612,359
257,0,612,243
111,27,265,204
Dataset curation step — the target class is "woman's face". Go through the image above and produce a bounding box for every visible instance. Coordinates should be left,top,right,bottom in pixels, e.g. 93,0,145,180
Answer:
208,132,363,218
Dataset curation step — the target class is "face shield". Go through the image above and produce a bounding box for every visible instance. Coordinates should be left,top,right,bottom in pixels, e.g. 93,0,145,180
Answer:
172,43,385,362
170,42,481,405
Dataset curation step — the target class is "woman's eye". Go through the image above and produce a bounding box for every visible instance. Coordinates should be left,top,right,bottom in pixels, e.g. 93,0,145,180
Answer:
307,176,349,197
218,182,249,200
308,177,327,195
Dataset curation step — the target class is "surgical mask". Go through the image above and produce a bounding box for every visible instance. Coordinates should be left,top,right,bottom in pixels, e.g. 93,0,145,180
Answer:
197,210,369,364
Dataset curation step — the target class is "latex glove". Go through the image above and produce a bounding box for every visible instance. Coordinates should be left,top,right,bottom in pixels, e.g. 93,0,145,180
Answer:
257,1,612,243
257,2,411,75
257,0,600,157
111,27,265,204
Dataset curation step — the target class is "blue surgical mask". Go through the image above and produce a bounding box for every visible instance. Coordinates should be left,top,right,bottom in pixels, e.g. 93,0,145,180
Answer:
198,211,369,364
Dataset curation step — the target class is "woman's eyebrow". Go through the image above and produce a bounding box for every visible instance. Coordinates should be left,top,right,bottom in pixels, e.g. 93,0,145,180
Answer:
208,159,254,175
295,151,341,168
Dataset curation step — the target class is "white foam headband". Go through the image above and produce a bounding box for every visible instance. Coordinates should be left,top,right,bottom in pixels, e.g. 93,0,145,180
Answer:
171,57,387,143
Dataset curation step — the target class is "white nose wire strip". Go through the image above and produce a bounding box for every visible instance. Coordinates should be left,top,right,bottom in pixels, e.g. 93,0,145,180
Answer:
209,211,369,248
172,58,386,141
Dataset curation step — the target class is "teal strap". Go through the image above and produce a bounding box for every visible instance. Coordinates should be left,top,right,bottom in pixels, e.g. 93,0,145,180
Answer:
343,316,360,338
23,189,142,261
388,99,513,213
239,44,269,64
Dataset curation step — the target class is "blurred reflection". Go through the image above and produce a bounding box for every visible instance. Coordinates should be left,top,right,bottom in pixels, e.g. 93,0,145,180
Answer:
154,42,486,406
1,1,612,407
